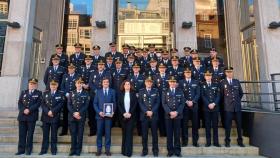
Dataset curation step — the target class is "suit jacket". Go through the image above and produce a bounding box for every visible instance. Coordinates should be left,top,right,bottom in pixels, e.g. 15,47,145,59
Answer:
191,65,206,82
138,88,160,121
43,66,66,89
67,90,90,121
220,79,243,112
89,70,112,92
179,79,200,109
105,51,124,61
112,68,128,93
17,89,42,122
118,91,137,121
162,88,185,119
61,73,81,94
201,82,221,112
127,74,145,93
93,88,116,120
167,66,184,81
41,91,64,123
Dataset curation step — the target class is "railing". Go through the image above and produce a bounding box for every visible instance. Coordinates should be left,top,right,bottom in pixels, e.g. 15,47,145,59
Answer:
240,74,280,113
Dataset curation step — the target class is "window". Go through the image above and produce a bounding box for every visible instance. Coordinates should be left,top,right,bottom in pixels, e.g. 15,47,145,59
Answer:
0,0,9,75
63,0,93,55
204,34,212,48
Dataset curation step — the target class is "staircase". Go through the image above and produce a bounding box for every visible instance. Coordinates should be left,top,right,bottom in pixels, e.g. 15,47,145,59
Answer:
0,109,266,158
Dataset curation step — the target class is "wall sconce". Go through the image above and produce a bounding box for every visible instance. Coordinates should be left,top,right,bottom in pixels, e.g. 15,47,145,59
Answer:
7,21,21,29
268,21,280,29
95,21,106,28
182,22,193,29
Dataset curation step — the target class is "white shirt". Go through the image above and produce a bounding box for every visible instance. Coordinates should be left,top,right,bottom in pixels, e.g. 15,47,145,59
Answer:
227,78,233,84
124,92,130,113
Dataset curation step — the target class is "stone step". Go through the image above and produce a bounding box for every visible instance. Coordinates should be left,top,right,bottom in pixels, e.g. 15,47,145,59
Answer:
0,133,249,145
0,143,259,156
0,126,237,136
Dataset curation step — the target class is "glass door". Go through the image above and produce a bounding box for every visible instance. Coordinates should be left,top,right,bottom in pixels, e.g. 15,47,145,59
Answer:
117,0,172,49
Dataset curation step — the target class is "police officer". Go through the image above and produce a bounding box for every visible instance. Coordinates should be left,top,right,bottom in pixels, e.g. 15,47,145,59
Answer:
60,64,81,136
127,63,145,135
160,50,172,69
44,55,66,90
179,68,200,147
105,42,124,62
220,67,244,147
15,78,42,155
49,44,69,69
139,48,150,70
91,45,105,68
153,63,169,136
78,55,96,136
138,76,160,157
191,57,205,83
179,47,192,68
167,56,184,81
39,80,64,155
162,76,185,157
105,55,116,73
68,78,90,156
144,59,159,77
70,43,86,68
201,71,221,147
203,48,224,69
209,57,225,84
147,44,158,61
122,44,130,63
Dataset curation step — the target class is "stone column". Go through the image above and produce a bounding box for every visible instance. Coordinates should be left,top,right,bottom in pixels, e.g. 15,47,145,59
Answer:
0,0,36,109
224,0,244,79
174,0,197,56
92,0,115,55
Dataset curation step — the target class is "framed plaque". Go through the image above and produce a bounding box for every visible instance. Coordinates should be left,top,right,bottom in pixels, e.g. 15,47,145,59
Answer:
103,103,113,117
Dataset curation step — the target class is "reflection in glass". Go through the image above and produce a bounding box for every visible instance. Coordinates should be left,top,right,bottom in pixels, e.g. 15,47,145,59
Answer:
64,0,93,55
0,0,9,75
117,0,171,50
195,0,226,59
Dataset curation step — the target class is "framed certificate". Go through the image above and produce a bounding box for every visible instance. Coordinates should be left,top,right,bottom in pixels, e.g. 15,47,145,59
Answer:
103,103,113,117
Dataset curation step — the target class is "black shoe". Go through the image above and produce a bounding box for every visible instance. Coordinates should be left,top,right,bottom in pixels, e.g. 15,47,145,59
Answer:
167,153,173,157
225,143,230,147
193,143,199,147
25,152,31,155
15,152,24,155
214,143,221,147
238,142,245,147
76,152,81,156
175,153,182,157
69,151,76,156
59,132,67,136
141,152,148,157
182,142,188,147
39,151,47,155
52,152,57,155
105,151,111,156
88,131,96,136
205,143,211,147
96,150,102,156
153,152,158,157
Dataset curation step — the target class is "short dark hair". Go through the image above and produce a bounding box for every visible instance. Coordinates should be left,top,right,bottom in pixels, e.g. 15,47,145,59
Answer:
120,80,135,92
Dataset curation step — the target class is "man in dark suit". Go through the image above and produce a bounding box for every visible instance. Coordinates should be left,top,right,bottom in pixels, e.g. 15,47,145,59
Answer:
220,67,244,147
49,44,69,69
44,55,66,90
159,50,172,69
162,76,185,157
147,44,158,61
94,78,117,156
138,76,160,157
15,78,42,155
139,49,150,71
39,80,64,155
60,64,81,136
70,43,86,68
105,55,116,73
179,68,200,147
203,48,224,69
68,78,90,156
144,59,159,77
208,57,225,84
201,71,221,147
179,47,192,68
105,42,124,62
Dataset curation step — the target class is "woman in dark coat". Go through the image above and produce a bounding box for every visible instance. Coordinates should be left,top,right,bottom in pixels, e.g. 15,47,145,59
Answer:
118,80,137,157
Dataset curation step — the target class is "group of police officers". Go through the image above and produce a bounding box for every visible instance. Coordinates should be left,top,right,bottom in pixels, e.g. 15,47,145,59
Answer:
15,42,245,157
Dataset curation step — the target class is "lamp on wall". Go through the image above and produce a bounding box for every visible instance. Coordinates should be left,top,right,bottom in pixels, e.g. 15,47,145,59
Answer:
182,21,193,29
6,21,21,29
95,21,106,28
268,21,280,29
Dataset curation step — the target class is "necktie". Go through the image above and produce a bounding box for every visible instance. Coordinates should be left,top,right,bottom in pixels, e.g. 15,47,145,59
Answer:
117,69,120,73
172,88,175,95
52,92,55,96
99,72,102,76
208,82,211,87
95,56,98,60
54,66,57,71
230,80,232,85
29,90,32,95
76,54,79,59
135,75,138,79
147,89,151,95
